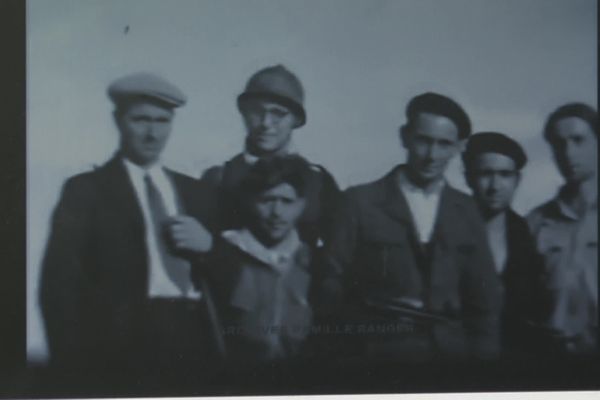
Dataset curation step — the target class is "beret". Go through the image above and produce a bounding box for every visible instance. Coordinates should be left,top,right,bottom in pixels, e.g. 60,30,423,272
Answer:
107,72,187,108
463,132,528,170
406,92,471,139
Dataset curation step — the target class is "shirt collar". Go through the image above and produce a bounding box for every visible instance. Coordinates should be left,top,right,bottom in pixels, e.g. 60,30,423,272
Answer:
122,157,165,181
221,228,302,271
554,184,598,221
396,165,446,196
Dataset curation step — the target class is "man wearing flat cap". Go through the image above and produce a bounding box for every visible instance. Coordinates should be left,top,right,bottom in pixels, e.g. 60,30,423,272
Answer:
320,92,503,361
40,72,221,375
462,132,543,356
200,65,341,252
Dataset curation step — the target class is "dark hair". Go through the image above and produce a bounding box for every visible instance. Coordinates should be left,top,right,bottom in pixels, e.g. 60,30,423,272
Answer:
462,131,528,172
544,102,598,141
239,154,311,199
405,92,471,139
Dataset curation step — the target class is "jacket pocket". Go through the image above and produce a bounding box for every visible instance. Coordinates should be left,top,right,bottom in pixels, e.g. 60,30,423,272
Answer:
359,241,403,280
536,224,570,289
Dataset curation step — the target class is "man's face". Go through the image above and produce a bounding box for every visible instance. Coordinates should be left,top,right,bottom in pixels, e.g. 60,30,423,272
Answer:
468,152,520,215
116,101,174,167
250,182,306,246
402,112,463,185
241,99,298,156
548,116,597,184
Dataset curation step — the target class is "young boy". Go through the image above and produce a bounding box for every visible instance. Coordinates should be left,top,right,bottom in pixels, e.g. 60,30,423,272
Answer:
203,155,314,363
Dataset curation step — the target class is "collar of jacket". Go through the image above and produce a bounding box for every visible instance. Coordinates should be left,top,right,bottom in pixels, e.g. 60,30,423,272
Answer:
395,165,446,196
373,165,474,251
221,228,304,273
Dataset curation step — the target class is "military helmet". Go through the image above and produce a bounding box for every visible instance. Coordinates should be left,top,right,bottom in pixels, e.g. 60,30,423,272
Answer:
237,65,306,127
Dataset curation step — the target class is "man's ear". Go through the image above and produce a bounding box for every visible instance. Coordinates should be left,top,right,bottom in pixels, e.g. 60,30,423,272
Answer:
112,110,121,129
399,125,409,149
292,114,302,129
456,138,467,153
464,169,475,190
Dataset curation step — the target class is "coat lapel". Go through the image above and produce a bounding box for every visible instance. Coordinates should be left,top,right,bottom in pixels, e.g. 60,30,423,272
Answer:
428,186,459,292
97,155,146,241
376,168,454,302
165,169,187,214
378,167,419,231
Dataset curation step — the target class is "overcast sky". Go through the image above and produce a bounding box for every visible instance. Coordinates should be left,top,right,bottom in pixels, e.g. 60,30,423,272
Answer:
27,0,597,362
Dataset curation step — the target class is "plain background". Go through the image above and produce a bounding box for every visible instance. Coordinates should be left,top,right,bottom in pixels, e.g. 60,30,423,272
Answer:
27,0,597,363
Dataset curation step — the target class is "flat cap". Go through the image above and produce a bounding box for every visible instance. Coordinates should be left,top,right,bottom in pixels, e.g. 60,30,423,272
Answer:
107,72,187,108
463,132,528,170
406,92,471,139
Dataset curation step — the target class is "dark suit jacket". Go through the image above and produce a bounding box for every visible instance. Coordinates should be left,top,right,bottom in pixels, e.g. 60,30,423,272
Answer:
500,209,544,353
320,166,504,359
40,155,220,368
200,153,341,249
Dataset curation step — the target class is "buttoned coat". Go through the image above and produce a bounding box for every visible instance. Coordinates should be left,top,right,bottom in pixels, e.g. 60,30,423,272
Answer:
500,209,545,353
319,166,503,359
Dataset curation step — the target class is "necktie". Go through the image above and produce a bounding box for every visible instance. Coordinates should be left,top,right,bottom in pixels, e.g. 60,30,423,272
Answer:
144,174,191,294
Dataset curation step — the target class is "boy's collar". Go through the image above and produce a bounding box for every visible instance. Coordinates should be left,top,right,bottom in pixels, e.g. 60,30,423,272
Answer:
221,228,302,272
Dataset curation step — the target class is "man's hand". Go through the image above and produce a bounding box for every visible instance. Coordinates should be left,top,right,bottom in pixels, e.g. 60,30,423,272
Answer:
166,215,213,253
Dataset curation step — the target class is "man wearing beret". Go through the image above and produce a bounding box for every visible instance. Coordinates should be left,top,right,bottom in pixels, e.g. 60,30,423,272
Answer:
200,65,341,251
462,132,543,356
40,72,221,375
527,103,598,355
320,92,503,361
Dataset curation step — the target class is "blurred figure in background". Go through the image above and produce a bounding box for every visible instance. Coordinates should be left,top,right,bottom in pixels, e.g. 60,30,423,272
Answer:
462,132,543,356
527,103,598,355
202,155,314,365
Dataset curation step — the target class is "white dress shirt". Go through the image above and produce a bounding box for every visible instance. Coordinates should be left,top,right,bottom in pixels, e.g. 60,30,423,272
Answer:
485,213,508,275
396,168,445,243
122,158,201,299
221,228,302,274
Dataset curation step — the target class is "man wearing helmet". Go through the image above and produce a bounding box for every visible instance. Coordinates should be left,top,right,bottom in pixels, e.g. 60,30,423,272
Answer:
200,65,341,251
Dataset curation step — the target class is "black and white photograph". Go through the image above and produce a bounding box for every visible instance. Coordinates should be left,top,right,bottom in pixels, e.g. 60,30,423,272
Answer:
14,0,600,397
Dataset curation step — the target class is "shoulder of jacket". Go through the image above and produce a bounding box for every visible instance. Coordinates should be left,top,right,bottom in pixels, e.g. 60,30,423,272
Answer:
308,162,327,173
342,179,385,211
528,200,555,218
445,185,473,203
200,164,225,183
526,200,555,228
347,175,385,195
200,155,244,182
165,168,196,184
63,166,105,189
305,162,331,181
445,186,479,214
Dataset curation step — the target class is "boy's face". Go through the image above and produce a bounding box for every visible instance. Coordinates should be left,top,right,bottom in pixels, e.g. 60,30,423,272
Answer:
250,182,306,246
